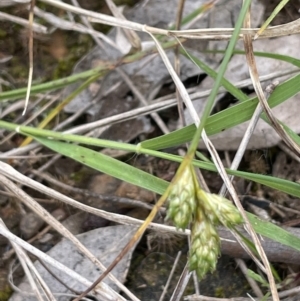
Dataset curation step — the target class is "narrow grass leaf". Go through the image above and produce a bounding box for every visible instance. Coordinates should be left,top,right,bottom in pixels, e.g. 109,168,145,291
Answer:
29,136,300,252
2,120,300,199
180,50,249,102
32,136,167,195
141,72,300,150
247,213,300,251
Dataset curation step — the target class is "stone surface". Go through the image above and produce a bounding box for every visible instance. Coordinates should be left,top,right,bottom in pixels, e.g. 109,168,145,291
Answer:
10,225,138,301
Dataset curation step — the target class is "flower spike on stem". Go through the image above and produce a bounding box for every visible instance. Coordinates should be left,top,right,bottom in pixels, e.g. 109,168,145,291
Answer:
189,209,220,279
166,164,198,230
197,189,243,228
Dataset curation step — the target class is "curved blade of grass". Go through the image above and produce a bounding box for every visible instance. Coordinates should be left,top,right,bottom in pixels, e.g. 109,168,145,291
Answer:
27,135,300,252
141,71,300,150
33,136,168,194
1,120,300,199
247,213,300,252
146,150,300,199
180,49,248,102
141,48,300,151
191,159,300,198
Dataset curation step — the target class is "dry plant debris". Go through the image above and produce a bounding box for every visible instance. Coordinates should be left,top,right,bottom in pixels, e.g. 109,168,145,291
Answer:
0,0,300,301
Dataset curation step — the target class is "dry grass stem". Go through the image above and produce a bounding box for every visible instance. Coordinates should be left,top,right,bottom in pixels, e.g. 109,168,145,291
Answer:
3,213,64,261
104,0,141,50
0,11,48,34
71,0,169,134
219,80,281,196
2,1,299,299
38,0,300,40
219,102,263,196
0,67,297,159
0,220,54,301
0,93,61,146
0,143,39,158
243,11,300,157
0,221,121,301
242,6,279,300
279,142,300,164
169,262,191,301
18,251,56,301
23,0,35,116
33,6,120,49
0,170,138,301
235,258,264,298
0,160,181,237
145,30,201,126
159,251,182,301
174,0,186,128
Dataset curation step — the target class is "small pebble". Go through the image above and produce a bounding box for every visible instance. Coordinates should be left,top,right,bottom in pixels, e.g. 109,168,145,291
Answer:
38,233,53,243
51,208,67,221
20,212,44,240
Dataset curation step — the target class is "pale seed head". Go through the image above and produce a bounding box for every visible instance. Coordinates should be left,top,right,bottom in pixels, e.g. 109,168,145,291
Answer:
188,210,220,279
166,166,197,230
197,189,243,228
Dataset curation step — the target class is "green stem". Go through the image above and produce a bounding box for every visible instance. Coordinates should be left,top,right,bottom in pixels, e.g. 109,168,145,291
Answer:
1,120,299,198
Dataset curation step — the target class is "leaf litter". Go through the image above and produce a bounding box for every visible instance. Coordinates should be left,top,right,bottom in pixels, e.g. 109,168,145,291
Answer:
1,0,300,300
